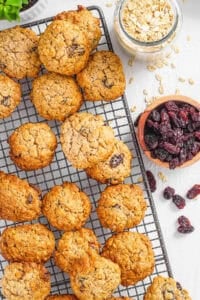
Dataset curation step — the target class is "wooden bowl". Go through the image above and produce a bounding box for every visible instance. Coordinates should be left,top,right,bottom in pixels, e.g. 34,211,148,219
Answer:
137,95,200,168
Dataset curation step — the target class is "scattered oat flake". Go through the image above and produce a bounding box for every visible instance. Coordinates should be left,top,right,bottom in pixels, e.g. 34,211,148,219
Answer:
170,63,176,69
158,172,167,182
175,88,180,94
143,89,148,96
158,85,164,94
178,77,186,83
130,105,137,112
128,55,135,66
171,45,180,53
165,52,172,58
129,77,134,84
188,78,194,85
155,74,162,81
106,2,113,7
147,65,155,72
137,176,143,183
186,35,191,42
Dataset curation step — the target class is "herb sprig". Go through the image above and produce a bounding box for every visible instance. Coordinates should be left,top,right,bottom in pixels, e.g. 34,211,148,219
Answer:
0,0,28,21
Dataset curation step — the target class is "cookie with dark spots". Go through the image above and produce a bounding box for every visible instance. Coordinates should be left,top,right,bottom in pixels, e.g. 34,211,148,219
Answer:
38,20,90,76
60,112,115,169
144,275,192,300
46,296,78,300
97,184,147,232
0,171,41,222
76,50,126,101
86,139,132,184
0,26,41,79
8,122,57,171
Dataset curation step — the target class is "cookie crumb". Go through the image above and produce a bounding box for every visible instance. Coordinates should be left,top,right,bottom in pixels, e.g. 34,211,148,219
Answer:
158,171,167,182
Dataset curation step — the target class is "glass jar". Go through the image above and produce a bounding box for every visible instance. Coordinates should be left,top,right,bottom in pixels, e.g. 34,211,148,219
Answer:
114,0,182,59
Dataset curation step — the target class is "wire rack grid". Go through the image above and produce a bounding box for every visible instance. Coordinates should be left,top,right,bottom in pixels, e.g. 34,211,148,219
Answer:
0,6,172,299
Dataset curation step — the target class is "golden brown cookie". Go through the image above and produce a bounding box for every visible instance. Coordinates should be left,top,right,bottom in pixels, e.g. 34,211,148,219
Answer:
0,171,41,222
54,5,101,50
46,296,78,300
109,298,134,300
0,224,55,263
31,73,83,122
8,122,57,171
1,262,51,300
70,252,121,300
42,182,91,231
76,50,126,101
60,112,115,169
0,26,41,79
102,231,155,286
54,228,100,274
97,184,147,232
86,139,132,184
144,276,192,300
38,20,90,76
0,74,21,119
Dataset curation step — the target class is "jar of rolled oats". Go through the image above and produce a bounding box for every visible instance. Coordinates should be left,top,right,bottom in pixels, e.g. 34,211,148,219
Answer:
114,0,182,58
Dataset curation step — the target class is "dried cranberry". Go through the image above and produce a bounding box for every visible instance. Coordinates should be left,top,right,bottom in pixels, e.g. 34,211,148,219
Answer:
109,154,124,168
161,108,170,122
169,158,180,169
153,148,168,161
146,119,159,132
146,170,156,193
144,134,158,149
194,131,200,140
191,112,200,122
179,148,187,164
186,184,200,199
168,111,180,127
165,101,179,111
178,225,194,233
163,186,175,199
172,194,186,209
178,215,191,227
176,282,182,290
162,142,180,155
151,110,160,122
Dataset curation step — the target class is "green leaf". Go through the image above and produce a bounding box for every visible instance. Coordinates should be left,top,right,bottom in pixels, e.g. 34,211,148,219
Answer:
5,0,23,7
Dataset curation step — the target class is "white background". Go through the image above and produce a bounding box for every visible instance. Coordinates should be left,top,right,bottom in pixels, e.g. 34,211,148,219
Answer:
1,0,200,299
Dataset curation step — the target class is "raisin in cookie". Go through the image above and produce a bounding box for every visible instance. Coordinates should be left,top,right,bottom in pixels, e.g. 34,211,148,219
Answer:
0,74,21,119
144,276,192,300
54,5,101,50
0,171,41,222
86,139,132,184
46,296,78,300
76,51,126,101
8,122,57,171
60,112,115,169
54,228,100,274
70,252,121,300
97,184,147,232
31,73,82,121
102,231,155,286
1,262,51,300
38,20,90,76
0,26,40,79
42,182,91,231
0,224,55,263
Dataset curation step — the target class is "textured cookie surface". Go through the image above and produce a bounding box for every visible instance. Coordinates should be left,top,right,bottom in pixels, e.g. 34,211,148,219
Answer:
97,184,147,232
46,296,78,300
54,228,100,274
86,139,132,184
102,231,155,286
109,298,134,300
42,182,91,231
76,50,126,101
60,112,115,169
38,20,90,76
31,73,83,121
144,276,192,300
0,26,40,79
0,171,41,222
70,252,121,300
1,262,51,300
8,122,57,170
54,5,101,50
0,74,21,119
0,224,55,263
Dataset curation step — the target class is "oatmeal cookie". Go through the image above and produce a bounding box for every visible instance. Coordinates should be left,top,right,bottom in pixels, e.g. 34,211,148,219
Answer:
42,182,91,231
76,50,126,101
60,112,115,169
0,26,40,79
144,276,192,300
46,296,78,300
1,262,51,300
0,171,41,222
97,184,147,232
0,224,55,263
102,231,155,286
0,74,21,119
86,139,132,184
31,73,83,121
8,122,57,171
54,5,101,50
109,298,133,300
54,228,100,274
38,20,90,76
70,252,121,300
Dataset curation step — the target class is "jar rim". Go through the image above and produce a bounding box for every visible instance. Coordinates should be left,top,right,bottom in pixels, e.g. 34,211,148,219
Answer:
118,0,182,47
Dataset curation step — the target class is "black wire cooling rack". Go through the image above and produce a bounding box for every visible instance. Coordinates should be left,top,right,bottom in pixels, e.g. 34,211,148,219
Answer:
0,6,172,299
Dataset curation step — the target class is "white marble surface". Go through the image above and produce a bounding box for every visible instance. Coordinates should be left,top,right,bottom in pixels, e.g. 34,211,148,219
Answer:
1,0,200,299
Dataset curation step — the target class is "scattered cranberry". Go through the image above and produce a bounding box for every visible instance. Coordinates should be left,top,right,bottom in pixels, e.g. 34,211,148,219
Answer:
186,184,200,199
163,186,175,199
177,215,191,227
176,282,182,290
172,194,186,209
146,170,156,192
177,225,194,234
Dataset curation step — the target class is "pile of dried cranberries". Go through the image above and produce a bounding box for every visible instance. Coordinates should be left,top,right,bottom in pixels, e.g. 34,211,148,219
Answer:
144,101,200,168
